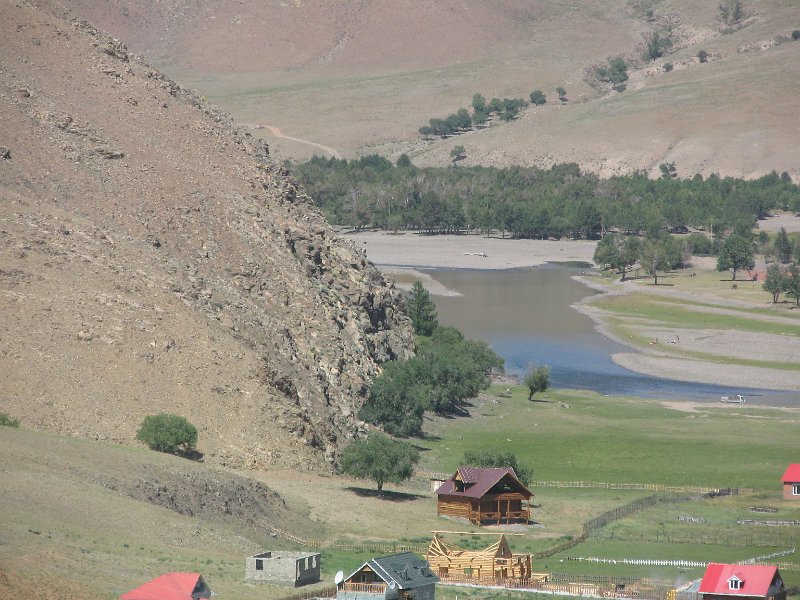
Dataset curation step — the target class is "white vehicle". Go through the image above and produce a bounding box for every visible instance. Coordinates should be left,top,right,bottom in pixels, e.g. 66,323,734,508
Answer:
720,394,746,403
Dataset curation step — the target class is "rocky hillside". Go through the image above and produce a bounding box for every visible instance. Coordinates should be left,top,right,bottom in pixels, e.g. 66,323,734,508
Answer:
0,0,414,470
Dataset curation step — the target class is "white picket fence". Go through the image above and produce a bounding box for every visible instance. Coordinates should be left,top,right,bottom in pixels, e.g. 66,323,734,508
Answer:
566,549,795,569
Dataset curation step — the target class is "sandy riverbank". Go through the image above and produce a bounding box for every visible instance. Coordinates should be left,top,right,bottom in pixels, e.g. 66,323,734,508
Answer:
340,230,800,397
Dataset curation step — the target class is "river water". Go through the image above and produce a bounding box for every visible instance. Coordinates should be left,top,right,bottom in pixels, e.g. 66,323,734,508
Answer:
426,265,787,402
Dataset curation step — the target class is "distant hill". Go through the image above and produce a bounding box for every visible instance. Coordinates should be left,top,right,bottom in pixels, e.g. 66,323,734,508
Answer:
0,0,414,470
55,0,800,179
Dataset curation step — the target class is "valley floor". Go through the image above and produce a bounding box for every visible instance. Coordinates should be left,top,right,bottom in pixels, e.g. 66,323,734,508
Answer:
343,227,800,397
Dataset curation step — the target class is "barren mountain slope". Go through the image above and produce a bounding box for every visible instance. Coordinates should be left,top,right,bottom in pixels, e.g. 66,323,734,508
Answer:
0,0,414,470
0,427,322,599
54,0,800,177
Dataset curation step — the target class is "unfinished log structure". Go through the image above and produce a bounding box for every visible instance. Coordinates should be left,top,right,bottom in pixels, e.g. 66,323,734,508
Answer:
426,532,533,584
435,466,532,525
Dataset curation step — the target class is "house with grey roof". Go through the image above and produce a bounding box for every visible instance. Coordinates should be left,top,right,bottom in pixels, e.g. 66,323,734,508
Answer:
337,552,439,600
435,466,532,525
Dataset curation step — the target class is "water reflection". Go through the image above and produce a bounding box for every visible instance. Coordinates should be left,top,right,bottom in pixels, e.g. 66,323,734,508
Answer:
428,265,786,402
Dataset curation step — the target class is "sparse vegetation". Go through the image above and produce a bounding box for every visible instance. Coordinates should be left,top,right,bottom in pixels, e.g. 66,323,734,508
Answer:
136,414,198,454
718,0,745,25
0,412,20,427
339,432,419,492
419,94,529,137
643,31,673,60
596,57,629,91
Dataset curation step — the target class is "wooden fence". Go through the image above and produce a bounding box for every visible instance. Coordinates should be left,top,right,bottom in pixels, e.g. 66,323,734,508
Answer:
591,528,800,548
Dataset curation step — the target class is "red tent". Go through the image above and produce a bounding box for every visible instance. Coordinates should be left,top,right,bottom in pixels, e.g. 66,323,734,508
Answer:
121,573,211,600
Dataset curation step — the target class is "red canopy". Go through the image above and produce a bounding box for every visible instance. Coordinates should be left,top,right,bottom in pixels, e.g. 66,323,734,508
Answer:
121,573,205,600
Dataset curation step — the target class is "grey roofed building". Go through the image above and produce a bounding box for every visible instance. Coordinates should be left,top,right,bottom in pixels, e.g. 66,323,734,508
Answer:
338,552,439,600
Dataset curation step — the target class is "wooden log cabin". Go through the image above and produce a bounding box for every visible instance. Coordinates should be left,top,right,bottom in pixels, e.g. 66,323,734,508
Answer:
426,533,533,584
435,467,532,525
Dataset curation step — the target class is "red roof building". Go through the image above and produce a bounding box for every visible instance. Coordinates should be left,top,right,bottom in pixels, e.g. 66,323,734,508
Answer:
435,467,532,525
781,464,800,500
121,572,211,600
699,564,786,600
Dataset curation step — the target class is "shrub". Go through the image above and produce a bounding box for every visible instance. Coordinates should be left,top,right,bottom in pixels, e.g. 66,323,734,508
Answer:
663,62,673,72
0,412,20,427
529,90,546,105
698,50,709,63
556,86,567,101
687,232,714,256
136,413,197,454
792,30,800,41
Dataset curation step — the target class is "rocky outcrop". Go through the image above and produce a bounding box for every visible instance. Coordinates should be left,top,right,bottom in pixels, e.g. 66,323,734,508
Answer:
0,1,414,469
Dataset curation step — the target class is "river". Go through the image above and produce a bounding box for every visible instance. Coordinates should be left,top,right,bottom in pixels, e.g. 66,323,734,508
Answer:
424,264,787,402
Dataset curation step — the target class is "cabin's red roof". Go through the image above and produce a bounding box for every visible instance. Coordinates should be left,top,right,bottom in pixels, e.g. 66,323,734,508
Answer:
781,464,800,482
435,466,532,499
121,573,203,600
699,564,779,597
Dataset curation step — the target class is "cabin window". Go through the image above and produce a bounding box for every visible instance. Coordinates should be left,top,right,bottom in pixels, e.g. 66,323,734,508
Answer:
464,568,473,576
729,578,742,590
255,559,263,570
792,484,800,495
455,481,465,492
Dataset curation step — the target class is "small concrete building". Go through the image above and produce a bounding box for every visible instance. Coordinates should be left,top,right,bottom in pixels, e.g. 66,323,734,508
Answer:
245,551,321,587
337,552,439,600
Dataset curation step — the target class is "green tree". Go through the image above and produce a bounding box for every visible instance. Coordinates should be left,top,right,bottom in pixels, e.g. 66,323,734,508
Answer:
763,263,787,303
716,234,755,280
396,154,412,168
640,234,680,285
697,50,709,63
417,326,503,414
405,281,438,336
594,234,641,281
785,263,800,307
136,414,197,454
339,432,419,492
556,86,567,102
524,365,550,401
471,93,487,111
450,145,466,164
775,227,792,262
463,448,534,485
359,360,427,436
793,30,800,41
529,90,547,105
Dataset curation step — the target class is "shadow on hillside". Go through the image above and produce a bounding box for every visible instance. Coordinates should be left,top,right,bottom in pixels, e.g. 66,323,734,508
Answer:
346,487,424,502
175,448,205,462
